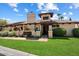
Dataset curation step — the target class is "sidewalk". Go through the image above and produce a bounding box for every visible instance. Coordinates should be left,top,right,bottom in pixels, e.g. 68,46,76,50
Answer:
0,46,36,56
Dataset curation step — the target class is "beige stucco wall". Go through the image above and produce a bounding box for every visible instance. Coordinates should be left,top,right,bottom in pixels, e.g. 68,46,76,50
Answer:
31,24,42,36
48,25,53,38
59,23,75,36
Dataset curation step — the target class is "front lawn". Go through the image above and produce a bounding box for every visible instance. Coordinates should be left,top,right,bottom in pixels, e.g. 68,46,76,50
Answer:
0,37,79,56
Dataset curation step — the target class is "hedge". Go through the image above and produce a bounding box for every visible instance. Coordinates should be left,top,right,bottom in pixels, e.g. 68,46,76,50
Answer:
0,31,8,37
72,28,79,37
8,31,16,37
53,28,66,37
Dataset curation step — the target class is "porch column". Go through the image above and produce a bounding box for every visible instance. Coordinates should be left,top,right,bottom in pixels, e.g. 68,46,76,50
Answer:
48,25,53,38
23,24,25,31
40,25,41,35
75,24,78,28
32,24,36,36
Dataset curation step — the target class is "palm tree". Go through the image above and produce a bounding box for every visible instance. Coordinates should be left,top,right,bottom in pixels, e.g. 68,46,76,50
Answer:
60,16,64,21
57,14,64,21
69,17,72,21
57,14,61,16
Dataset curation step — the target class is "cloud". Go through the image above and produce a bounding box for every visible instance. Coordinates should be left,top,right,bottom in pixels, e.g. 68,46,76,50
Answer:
31,3,34,6
16,14,23,16
37,3,45,10
40,10,47,13
51,14,58,20
64,16,68,20
8,3,19,12
24,8,28,13
69,6,73,9
69,12,73,15
13,8,18,12
8,3,18,8
37,3,59,13
1,17,12,23
45,3,59,11
72,3,79,9
63,12,67,15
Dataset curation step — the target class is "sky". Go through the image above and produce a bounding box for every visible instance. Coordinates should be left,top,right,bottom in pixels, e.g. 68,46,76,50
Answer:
0,3,79,23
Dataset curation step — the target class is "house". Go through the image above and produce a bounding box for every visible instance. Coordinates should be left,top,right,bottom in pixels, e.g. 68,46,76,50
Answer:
4,12,79,38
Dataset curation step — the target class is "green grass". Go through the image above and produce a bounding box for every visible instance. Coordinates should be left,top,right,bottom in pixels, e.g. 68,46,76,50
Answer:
0,37,79,56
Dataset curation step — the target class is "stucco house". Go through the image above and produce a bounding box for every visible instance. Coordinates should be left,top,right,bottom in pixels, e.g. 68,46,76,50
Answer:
4,12,79,38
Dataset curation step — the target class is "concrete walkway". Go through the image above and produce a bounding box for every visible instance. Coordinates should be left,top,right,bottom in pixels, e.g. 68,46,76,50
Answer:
0,37,26,40
38,35,48,42
0,46,36,56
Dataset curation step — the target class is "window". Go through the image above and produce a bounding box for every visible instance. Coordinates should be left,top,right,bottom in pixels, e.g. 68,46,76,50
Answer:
43,16,49,20
56,25,59,27
52,25,55,27
52,25,59,27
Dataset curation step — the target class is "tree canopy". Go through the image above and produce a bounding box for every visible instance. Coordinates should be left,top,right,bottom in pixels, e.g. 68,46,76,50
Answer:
0,19,8,26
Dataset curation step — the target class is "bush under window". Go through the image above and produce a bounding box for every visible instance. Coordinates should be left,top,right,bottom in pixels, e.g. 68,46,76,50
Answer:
72,28,79,37
53,28,66,37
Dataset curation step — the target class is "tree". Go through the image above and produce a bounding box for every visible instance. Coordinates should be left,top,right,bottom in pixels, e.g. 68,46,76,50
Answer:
57,14,64,21
57,14,61,17
0,19,8,26
69,17,72,21
60,16,64,21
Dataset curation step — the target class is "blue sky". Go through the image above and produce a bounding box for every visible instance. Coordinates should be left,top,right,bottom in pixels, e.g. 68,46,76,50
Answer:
0,3,79,23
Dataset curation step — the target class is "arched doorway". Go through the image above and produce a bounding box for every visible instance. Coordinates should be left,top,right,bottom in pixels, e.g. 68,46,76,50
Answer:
41,22,49,36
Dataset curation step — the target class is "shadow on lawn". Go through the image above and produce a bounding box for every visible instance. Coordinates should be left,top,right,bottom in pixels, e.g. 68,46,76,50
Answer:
52,36,79,40
53,37,70,40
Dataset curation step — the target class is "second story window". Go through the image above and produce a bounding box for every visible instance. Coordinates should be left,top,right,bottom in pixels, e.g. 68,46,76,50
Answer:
43,16,49,20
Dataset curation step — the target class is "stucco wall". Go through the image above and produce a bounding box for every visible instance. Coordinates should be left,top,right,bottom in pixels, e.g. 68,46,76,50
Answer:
59,23,75,36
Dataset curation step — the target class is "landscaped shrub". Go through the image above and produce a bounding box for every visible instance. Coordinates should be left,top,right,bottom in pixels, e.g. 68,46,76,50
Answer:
72,28,79,37
0,31,8,37
8,31,16,37
0,32,2,36
53,28,66,37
